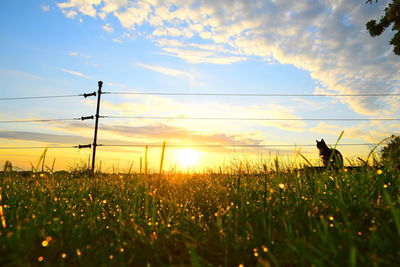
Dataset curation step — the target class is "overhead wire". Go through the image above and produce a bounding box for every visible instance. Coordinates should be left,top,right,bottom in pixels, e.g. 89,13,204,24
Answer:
0,94,86,101
98,143,377,148
1,116,398,123
0,118,84,123
1,92,399,100
101,115,400,121
0,143,378,149
0,145,80,149
104,92,400,97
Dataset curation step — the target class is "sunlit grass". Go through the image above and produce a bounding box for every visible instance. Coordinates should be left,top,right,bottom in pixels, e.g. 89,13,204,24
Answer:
0,160,399,266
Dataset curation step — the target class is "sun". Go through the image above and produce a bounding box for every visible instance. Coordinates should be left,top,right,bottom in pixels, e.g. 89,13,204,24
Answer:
176,149,201,168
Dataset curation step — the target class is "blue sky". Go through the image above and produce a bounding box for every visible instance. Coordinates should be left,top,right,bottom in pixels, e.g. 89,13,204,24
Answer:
0,0,399,171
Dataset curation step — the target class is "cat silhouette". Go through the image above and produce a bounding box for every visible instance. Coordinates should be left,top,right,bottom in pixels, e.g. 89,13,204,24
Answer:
316,139,343,168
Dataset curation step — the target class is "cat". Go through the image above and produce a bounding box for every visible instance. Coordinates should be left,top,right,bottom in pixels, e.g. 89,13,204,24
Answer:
316,139,343,168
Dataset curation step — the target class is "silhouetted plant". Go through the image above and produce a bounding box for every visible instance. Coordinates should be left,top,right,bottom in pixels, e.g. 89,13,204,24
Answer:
380,135,400,169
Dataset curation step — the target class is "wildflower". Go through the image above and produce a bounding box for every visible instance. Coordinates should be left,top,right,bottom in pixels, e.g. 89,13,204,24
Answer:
0,206,6,228
253,248,258,257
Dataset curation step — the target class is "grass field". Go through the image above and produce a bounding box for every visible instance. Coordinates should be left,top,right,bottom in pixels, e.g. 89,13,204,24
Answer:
0,163,399,266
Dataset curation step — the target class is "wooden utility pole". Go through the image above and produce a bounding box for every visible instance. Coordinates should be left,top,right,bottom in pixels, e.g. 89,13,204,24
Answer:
91,81,103,174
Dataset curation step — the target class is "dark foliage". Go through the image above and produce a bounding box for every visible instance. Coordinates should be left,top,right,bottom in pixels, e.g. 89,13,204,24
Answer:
366,0,400,55
380,135,400,168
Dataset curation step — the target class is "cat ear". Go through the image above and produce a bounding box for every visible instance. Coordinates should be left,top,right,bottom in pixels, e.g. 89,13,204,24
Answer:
321,139,325,142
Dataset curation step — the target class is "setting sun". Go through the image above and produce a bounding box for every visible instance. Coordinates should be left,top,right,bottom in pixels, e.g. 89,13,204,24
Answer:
175,149,201,168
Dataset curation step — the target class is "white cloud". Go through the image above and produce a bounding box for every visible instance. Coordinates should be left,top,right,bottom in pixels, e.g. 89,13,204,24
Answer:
102,0,130,13
56,0,400,115
154,39,245,64
112,38,123,43
152,27,194,38
62,9,78,19
160,47,246,64
61,68,92,79
136,62,195,80
58,0,101,17
68,51,91,59
41,5,50,12
102,23,114,33
0,69,43,80
114,1,151,28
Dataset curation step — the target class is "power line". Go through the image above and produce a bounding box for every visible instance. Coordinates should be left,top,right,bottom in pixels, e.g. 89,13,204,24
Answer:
1,92,399,101
104,92,400,97
1,116,398,124
0,146,79,149
0,118,85,123
0,143,378,150
102,116,400,121
99,143,377,148
0,94,84,101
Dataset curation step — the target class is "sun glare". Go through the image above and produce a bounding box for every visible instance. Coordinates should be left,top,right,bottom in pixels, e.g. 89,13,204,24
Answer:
176,149,201,168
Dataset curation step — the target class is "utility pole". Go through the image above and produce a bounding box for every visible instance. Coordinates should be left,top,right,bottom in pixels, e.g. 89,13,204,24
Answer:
91,81,103,174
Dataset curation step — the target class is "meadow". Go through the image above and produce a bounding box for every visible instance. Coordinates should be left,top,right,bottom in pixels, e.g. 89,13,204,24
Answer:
0,161,399,266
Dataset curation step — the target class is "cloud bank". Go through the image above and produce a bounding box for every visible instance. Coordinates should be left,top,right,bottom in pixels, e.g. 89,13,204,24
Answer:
0,125,270,153
57,0,400,115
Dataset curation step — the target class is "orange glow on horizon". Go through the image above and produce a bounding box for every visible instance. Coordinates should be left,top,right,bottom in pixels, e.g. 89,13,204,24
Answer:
174,149,201,168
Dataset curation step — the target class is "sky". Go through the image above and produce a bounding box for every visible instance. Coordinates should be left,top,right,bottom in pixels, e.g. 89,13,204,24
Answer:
0,0,399,172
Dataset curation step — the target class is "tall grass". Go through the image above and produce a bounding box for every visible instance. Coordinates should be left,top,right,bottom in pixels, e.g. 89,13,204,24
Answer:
0,159,399,266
